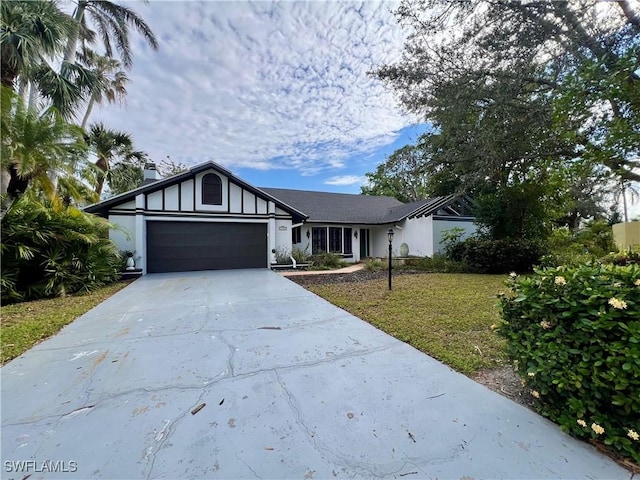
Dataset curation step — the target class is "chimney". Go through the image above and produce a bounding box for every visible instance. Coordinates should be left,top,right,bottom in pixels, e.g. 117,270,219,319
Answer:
143,162,161,182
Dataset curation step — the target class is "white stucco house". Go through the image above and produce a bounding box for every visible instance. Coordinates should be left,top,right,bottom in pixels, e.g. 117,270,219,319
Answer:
85,161,476,274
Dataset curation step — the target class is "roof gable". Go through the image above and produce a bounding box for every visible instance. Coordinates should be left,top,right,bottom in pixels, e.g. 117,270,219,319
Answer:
84,161,307,220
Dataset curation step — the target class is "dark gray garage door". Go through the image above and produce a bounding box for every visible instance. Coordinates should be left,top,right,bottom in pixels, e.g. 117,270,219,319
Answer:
146,221,267,273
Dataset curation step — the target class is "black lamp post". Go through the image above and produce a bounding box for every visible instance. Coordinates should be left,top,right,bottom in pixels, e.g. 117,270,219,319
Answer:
387,228,394,290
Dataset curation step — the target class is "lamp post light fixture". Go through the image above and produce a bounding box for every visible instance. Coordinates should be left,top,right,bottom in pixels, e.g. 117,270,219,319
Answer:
387,228,394,290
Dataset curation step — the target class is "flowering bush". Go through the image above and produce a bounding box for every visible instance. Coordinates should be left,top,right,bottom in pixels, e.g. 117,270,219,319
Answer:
498,263,640,462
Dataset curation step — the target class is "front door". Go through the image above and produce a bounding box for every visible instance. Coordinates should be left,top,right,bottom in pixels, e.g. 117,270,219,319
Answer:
359,228,370,258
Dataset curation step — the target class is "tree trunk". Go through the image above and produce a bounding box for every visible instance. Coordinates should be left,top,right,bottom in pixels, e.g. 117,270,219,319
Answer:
17,78,29,102
567,211,580,232
95,156,109,196
49,170,59,194
28,83,38,110
81,96,95,129
62,2,87,65
618,0,640,33
622,184,629,223
0,169,11,197
1,68,17,90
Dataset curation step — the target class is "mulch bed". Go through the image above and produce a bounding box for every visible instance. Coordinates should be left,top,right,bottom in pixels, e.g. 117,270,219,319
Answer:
287,268,420,286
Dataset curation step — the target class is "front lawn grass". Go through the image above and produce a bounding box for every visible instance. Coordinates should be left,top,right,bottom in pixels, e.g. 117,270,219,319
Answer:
1,281,132,365
308,273,507,375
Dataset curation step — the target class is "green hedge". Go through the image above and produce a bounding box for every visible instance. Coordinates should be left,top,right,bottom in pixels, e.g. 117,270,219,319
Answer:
448,237,544,274
498,264,640,462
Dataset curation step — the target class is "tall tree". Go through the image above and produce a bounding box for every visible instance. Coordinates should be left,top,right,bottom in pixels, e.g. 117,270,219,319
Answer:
0,0,73,90
84,122,147,196
79,51,128,128
106,158,144,195
1,0,101,118
361,145,430,202
63,0,158,68
376,0,640,182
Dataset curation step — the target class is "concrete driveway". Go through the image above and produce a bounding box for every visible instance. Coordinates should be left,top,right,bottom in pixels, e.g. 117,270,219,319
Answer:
1,270,629,479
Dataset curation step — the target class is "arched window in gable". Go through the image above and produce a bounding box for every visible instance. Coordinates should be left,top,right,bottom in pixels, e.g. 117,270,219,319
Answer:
202,173,222,205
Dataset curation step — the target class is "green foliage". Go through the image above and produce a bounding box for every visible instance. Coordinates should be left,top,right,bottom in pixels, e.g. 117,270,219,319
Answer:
107,158,144,195
84,122,147,196
602,248,640,267
376,1,639,183
541,221,616,267
553,45,640,182
473,184,555,242
371,1,638,246
540,227,594,267
361,144,430,202
1,0,75,96
440,227,465,256
402,254,468,273
364,259,385,272
1,86,89,202
291,246,310,264
448,237,544,274
273,247,310,265
1,194,121,303
309,252,347,270
498,264,640,462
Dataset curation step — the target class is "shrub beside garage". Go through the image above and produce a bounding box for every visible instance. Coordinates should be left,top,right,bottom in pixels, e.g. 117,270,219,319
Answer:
498,263,640,463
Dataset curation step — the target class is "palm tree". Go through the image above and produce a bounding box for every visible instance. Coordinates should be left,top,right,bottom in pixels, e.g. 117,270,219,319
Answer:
63,0,158,69
84,122,147,196
79,52,128,129
1,1,100,118
1,86,88,216
0,0,73,90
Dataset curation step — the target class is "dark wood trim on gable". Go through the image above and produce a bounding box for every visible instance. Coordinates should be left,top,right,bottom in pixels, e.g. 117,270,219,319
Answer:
85,161,307,222
432,215,475,222
108,211,136,217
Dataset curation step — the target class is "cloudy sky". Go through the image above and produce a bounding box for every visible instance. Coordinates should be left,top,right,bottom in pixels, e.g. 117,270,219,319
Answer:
86,0,427,193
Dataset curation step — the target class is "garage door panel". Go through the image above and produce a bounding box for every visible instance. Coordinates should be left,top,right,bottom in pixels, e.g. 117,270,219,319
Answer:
147,222,267,273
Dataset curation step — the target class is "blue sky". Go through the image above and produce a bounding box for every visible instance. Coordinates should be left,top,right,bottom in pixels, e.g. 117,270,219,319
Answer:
88,0,427,194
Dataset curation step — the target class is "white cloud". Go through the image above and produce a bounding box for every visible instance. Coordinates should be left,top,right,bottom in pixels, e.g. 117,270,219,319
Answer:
324,175,366,186
90,1,417,176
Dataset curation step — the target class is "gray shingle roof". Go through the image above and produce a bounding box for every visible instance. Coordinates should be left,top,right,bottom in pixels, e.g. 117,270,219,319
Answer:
260,188,401,223
261,188,461,224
